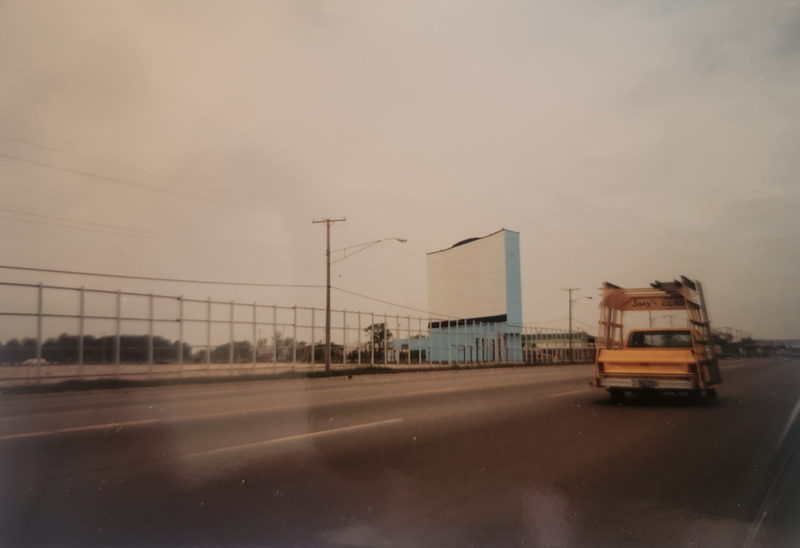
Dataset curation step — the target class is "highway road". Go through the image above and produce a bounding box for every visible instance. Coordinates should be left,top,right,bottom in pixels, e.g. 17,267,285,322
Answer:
1,358,799,547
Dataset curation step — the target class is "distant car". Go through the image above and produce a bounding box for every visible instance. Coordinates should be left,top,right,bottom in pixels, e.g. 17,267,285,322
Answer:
21,358,48,366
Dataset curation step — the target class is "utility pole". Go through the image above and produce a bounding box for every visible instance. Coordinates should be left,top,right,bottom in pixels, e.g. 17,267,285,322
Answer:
313,217,346,371
562,288,580,363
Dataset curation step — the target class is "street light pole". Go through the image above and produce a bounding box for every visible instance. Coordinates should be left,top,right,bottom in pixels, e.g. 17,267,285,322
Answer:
562,288,580,363
313,217,346,371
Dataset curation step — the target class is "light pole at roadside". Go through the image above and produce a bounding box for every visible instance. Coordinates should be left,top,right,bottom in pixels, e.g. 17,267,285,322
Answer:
562,289,595,362
562,288,580,362
312,217,347,371
312,218,406,372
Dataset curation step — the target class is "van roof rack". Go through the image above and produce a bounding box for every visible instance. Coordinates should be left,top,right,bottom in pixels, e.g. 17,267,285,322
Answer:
598,277,715,362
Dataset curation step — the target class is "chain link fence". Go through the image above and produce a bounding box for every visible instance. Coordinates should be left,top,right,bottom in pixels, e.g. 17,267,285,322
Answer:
0,281,595,386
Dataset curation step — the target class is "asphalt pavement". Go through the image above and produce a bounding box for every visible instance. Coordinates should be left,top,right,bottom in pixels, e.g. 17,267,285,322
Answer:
1,358,798,548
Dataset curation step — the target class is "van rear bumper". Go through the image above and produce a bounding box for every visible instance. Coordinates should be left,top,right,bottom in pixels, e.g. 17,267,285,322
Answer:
598,377,695,390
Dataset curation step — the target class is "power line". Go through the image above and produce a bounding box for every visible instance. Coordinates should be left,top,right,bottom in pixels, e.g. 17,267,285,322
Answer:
0,150,282,215
333,290,587,330
0,207,153,237
0,263,596,327
0,136,64,153
0,207,292,249
0,152,188,197
0,214,150,239
0,134,309,213
0,265,324,289
332,287,458,319
0,135,163,179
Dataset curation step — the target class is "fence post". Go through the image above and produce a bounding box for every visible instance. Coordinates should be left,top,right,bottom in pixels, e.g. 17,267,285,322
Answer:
418,317,423,365
467,321,471,364
474,321,478,364
498,331,503,363
447,320,452,365
114,290,121,369
480,322,485,362
272,305,278,366
456,320,461,364
461,320,466,364
395,315,401,365
148,294,154,368
455,320,460,364
407,316,412,365
311,308,316,366
252,303,257,366
178,297,184,370
342,310,347,365
292,306,297,364
455,320,460,365
370,313,375,367
357,312,362,366
34,283,43,382
530,327,535,364
206,297,211,367
229,301,235,365
461,321,465,364
522,326,527,364
477,322,481,363
147,294,155,377
383,313,388,365
429,319,434,367
35,283,43,361
78,287,85,367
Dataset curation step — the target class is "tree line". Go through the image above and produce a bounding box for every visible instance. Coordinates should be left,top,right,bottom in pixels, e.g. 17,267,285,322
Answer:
0,334,193,364
0,323,395,365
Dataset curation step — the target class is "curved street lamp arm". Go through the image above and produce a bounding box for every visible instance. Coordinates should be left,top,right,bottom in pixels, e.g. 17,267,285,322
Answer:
332,238,407,264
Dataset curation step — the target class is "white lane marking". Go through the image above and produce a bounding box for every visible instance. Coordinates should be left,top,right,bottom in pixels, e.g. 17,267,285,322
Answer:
0,386,468,442
743,394,800,548
0,376,589,442
776,397,800,450
546,388,592,398
0,418,161,441
184,418,404,458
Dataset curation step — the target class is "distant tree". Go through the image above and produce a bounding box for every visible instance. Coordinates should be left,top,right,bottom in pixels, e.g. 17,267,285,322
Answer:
35,334,192,364
261,330,297,361
364,323,392,347
21,338,37,361
168,341,193,363
210,341,253,363
2,339,22,363
364,323,393,361
0,338,37,364
42,333,80,363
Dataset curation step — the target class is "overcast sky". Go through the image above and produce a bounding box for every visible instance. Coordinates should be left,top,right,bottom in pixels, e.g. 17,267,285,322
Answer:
1,0,798,340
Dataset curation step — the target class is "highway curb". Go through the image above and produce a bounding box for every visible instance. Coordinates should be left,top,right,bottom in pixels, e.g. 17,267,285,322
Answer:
0,362,592,395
